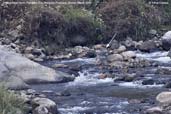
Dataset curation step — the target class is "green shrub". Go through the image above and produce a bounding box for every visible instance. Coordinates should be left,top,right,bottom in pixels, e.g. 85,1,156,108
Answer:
60,6,104,28
99,0,162,41
0,87,26,114
21,6,105,54
1,1,105,52
60,6,105,45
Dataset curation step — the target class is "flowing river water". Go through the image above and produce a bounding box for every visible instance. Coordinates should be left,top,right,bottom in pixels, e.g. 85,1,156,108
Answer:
32,51,171,114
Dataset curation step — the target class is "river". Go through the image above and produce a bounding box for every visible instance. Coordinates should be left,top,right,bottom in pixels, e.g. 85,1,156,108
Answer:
32,51,170,114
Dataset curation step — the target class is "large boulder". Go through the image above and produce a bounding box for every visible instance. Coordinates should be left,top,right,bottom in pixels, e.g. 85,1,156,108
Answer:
4,76,30,90
161,31,171,51
0,45,74,89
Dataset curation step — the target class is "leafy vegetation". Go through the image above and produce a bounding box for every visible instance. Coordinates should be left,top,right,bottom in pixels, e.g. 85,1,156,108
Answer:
99,0,162,41
60,6,104,28
0,86,26,114
0,0,170,50
20,6,105,54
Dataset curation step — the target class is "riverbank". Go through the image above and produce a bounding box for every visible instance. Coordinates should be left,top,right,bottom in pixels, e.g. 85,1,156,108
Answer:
1,31,171,114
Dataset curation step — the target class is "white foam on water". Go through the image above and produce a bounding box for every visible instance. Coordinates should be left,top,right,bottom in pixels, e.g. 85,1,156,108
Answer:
61,58,96,64
136,51,171,63
68,71,113,86
115,101,129,108
59,101,129,114
152,57,171,63
118,81,163,88
136,51,168,58
58,106,93,114
80,101,91,105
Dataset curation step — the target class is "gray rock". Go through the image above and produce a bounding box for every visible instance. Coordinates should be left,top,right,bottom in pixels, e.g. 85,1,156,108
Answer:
93,44,104,50
110,40,120,50
5,76,30,90
121,51,136,60
138,40,157,52
0,45,74,89
109,61,128,68
32,97,58,114
123,74,136,82
25,54,35,60
122,37,135,50
107,54,123,62
33,106,49,114
117,45,126,53
161,31,171,51
145,107,162,114
0,62,9,80
32,49,42,56
156,92,171,104
114,74,136,82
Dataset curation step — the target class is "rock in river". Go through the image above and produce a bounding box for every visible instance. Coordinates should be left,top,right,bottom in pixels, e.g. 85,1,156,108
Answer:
161,31,171,51
156,92,171,104
107,54,123,62
121,51,136,61
0,45,74,89
145,107,162,114
32,97,58,114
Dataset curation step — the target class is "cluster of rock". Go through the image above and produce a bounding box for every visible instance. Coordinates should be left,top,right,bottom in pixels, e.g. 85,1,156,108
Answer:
0,45,74,90
139,31,171,114
15,89,59,114
1,30,171,62
0,45,76,114
146,92,171,114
